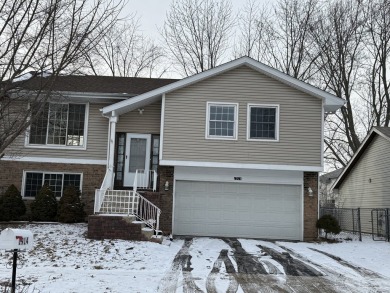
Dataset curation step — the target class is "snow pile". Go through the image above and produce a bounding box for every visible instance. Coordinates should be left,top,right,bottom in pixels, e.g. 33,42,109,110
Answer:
0,223,182,293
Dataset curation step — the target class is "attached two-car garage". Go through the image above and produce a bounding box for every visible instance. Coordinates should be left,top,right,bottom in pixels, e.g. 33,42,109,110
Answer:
173,179,303,240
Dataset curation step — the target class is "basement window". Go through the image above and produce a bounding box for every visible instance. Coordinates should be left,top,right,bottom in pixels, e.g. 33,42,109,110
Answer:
23,171,82,198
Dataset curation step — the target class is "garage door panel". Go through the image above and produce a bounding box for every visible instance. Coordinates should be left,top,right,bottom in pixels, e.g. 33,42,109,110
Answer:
174,180,302,240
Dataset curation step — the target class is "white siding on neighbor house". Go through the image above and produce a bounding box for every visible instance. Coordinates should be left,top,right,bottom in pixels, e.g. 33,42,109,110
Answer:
116,101,161,134
339,135,390,208
5,103,108,162
162,65,323,167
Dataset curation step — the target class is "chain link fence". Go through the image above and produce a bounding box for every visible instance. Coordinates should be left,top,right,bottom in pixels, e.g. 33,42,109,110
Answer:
320,207,390,242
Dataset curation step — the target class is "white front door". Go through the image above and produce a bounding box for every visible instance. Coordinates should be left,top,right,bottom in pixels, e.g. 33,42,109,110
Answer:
123,133,151,187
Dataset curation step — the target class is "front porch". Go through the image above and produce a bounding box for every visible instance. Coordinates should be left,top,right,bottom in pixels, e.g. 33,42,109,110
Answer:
88,101,172,241
87,164,174,242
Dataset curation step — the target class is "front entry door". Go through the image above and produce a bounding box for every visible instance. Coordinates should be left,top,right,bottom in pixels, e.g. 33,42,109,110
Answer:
123,133,151,187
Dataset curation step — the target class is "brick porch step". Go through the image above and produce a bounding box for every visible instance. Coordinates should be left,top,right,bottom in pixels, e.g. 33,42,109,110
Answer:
87,215,156,242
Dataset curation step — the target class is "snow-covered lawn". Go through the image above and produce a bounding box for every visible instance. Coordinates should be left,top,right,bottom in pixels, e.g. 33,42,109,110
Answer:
0,224,389,292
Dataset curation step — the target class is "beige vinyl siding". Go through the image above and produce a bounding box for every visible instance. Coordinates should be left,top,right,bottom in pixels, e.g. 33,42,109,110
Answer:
116,101,161,134
339,135,390,208
163,65,322,166
5,103,108,161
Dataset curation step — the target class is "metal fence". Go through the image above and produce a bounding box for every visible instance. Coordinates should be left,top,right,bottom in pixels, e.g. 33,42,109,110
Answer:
320,207,390,242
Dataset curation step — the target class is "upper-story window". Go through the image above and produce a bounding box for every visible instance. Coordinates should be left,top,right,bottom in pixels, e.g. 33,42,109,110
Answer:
28,103,87,147
247,104,279,141
206,102,238,140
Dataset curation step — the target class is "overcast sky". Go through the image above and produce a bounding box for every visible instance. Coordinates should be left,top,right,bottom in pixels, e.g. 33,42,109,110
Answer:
125,0,271,39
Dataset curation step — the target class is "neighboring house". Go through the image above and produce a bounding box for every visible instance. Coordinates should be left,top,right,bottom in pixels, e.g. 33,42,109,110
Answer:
332,127,390,236
0,57,344,241
319,168,344,207
332,127,390,208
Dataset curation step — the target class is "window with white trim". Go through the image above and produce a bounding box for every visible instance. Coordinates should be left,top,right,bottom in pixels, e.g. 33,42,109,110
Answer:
29,103,86,147
207,102,238,139
23,171,82,198
247,104,279,140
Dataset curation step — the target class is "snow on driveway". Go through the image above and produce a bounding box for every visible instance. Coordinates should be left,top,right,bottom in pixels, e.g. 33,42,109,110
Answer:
0,224,390,292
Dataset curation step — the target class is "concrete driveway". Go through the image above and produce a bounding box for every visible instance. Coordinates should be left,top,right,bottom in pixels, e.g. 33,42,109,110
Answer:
158,237,389,293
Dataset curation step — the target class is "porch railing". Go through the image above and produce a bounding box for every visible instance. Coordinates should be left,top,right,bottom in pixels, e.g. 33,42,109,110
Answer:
133,169,158,192
94,168,114,214
94,189,161,232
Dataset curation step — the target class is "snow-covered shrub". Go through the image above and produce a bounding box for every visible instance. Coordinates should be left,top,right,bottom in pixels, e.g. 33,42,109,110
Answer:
58,185,85,223
31,184,58,221
0,184,26,221
316,214,341,239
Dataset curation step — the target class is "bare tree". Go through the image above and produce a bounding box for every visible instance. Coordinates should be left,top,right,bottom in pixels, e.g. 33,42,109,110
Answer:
0,0,124,156
233,0,271,62
161,0,235,77
235,0,320,82
361,0,390,129
310,0,367,167
82,16,166,78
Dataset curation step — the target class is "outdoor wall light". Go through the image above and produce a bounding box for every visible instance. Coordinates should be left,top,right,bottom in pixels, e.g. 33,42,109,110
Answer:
164,180,169,191
308,187,313,197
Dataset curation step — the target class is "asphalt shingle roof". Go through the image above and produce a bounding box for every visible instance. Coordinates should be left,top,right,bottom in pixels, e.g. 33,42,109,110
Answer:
14,75,179,96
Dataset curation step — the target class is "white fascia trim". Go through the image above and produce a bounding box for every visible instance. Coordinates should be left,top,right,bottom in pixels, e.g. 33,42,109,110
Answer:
2,156,106,165
159,94,166,161
160,160,323,171
246,104,280,142
205,102,239,140
57,91,133,99
102,57,344,116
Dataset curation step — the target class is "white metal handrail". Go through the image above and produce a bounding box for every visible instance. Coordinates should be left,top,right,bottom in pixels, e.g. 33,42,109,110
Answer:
133,169,157,192
94,189,161,232
94,168,114,214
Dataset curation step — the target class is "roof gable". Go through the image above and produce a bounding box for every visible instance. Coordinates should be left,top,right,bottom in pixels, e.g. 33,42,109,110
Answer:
332,127,390,189
102,56,344,116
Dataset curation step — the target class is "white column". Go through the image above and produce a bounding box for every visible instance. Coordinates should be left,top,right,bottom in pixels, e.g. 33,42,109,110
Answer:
107,113,118,189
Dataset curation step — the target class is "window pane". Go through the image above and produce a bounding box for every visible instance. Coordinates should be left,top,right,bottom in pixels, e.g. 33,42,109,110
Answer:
67,104,85,146
44,173,63,197
47,104,68,145
250,107,277,139
29,104,49,144
129,138,147,172
208,104,235,138
29,103,85,146
63,174,81,190
25,173,43,197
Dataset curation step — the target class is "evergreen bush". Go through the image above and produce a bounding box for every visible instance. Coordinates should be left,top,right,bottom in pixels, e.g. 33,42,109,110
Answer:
316,214,341,239
0,184,26,221
30,184,58,221
58,185,85,223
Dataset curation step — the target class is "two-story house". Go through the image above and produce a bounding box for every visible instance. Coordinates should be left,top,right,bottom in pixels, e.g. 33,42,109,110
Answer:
1,57,344,241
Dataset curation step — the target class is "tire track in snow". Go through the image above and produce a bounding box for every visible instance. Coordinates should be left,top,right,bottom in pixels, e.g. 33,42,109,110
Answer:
206,249,238,293
223,238,289,293
158,238,203,293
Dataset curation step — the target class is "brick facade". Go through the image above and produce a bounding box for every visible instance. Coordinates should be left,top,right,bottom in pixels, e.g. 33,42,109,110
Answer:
141,165,174,234
0,161,105,215
87,215,146,240
303,171,319,240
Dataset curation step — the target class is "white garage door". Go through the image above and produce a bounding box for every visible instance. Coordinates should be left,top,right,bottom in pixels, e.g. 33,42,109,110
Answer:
174,181,302,240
